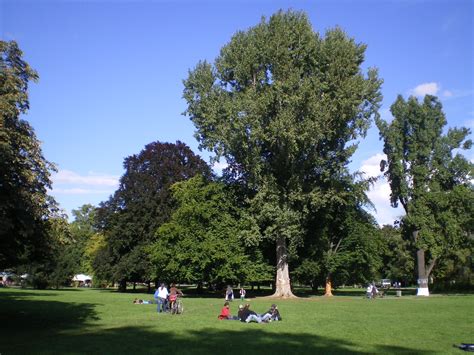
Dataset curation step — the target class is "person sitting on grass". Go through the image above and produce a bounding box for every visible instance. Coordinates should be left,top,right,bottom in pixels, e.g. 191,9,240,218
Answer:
218,301,239,320
261,304,282,322
238,304,262,323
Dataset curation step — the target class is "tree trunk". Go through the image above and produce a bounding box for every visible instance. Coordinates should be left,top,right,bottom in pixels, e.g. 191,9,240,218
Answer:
324,275,333,297
118,279,127,292
414,231,429,296
271,236,297,298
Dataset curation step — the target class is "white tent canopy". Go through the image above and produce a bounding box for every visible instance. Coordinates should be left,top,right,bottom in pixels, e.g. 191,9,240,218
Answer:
72,274,93,282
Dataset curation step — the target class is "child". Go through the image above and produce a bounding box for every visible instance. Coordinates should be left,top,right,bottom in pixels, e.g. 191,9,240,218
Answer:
239,287,246,301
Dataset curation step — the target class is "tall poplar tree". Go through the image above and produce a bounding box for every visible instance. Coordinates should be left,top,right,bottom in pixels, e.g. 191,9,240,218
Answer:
377,95,473,296
183,11,382,297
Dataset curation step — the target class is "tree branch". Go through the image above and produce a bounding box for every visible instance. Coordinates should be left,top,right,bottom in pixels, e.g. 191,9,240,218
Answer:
426,257,437,277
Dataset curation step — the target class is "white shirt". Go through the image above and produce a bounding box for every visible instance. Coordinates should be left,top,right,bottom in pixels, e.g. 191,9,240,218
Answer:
157,287,169,299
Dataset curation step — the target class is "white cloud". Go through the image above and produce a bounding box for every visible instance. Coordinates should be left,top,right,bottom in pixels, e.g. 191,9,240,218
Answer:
52,188,114,195
410,82,440,97
359,153,385,178
358,154,405,226
52,170,119,187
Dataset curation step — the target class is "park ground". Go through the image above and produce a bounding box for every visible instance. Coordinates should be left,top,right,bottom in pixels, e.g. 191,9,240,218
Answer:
0,287,472,354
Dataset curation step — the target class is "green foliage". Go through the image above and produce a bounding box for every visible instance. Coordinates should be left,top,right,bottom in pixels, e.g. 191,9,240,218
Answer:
0,40,58,268
379,225,415,284
149,175,273,286
294,197,383,288
69,204,100,275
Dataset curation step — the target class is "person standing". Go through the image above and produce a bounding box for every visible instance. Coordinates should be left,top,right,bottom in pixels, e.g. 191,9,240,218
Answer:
225,285,234,301
154,283,169,313
366,284,373,299
239,287,246,301
371,284,379,299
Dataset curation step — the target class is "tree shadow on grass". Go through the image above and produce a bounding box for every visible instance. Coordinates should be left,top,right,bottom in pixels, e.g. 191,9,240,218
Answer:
0,291,99,352
0,292,435,355
2,325,435,355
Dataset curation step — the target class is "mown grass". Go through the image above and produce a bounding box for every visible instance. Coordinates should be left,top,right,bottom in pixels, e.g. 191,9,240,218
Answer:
0,287,472,354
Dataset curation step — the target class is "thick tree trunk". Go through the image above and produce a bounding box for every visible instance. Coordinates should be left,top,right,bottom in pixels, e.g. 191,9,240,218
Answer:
414,231,429,296
271,236,297,298
324,275,333,297
118,279,127,292
416,249,429,296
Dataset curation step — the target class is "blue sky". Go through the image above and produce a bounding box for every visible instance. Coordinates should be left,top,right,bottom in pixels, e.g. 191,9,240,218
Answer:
2,0,473,225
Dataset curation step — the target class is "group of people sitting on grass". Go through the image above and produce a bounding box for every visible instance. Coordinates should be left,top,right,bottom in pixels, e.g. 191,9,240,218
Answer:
218,302,282,323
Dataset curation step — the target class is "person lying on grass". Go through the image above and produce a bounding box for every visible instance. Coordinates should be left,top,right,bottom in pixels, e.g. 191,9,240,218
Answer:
238,304,262,323
133,298,152,304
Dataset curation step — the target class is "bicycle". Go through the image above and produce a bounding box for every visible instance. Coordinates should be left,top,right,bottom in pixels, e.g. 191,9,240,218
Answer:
169,295,184,315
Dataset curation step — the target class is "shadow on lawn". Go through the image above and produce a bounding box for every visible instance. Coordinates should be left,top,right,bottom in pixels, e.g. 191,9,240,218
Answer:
1,324,433,355
0,294,433,355
0,290,99,351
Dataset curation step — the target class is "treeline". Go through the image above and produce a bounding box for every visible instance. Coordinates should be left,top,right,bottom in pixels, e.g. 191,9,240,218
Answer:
1,11,472,295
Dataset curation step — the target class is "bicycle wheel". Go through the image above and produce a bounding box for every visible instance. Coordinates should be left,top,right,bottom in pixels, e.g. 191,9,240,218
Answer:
171,302,177,314
177,300,183,314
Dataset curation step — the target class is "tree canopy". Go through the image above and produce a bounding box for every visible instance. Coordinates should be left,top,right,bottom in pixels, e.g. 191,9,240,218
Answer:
149,175,272,288
183,10,382,297
377,94,473,295
0,40,57,269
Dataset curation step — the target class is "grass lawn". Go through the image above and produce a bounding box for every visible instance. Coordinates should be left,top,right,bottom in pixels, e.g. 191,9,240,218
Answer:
1,287,472,354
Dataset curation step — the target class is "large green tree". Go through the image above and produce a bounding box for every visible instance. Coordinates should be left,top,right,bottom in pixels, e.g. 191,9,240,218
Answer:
0,40,57,268
95,141,211,291
377,95,473,295
183,11,382,297
149,175,272,289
